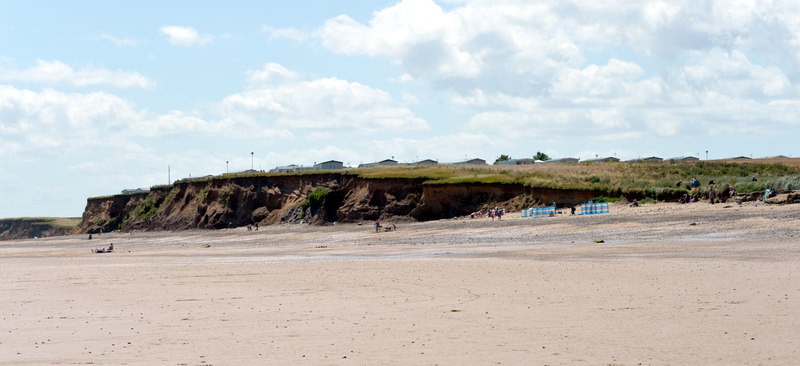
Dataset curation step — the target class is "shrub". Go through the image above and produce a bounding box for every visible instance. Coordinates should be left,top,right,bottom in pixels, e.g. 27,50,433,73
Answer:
197,183,211,204
132,199,159,220
301,187,330,210
218,189,232,203
592,196,622,203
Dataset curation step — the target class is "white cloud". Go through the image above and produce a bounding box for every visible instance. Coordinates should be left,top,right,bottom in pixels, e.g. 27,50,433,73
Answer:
100,33,139,46
587,108,629,129
261,25,312,42
263,145,360,167
550,59,662,105
246,63,300,84
0,85,298,161
362,132,499,163
225,66,429,133
0,59,154,88
673,49,797,99
160,26,213,46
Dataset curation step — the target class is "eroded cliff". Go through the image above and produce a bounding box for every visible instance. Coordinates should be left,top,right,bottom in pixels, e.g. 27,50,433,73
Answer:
75,173,625,234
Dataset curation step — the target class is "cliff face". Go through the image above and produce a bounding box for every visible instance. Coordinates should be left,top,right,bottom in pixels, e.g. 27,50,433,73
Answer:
0,218,75,240
74,174,621,234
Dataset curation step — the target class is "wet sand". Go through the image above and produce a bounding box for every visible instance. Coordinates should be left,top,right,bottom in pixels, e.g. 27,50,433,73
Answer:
2,202,799,365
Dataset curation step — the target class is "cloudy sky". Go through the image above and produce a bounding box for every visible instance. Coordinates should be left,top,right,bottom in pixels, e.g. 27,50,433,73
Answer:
2,0,800,218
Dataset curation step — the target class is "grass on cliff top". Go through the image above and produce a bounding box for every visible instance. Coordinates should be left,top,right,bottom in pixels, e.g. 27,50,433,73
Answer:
0,217,82,228
110,160,799,199
352,161,800,194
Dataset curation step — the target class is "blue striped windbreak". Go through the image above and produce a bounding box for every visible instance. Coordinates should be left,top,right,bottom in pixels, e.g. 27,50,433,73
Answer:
580,202,609,215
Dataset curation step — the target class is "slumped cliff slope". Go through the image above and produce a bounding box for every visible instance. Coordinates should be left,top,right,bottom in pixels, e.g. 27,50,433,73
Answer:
76,173,612,234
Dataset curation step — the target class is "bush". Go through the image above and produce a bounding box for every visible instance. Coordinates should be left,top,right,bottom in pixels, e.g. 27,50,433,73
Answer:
592,196,622,203
302,187,330,210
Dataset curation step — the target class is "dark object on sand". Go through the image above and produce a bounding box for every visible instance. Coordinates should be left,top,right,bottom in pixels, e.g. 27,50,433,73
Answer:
94,243,114,254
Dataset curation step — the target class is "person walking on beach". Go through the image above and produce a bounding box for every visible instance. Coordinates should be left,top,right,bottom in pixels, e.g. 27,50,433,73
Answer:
709,189,716,204
375,220,381,232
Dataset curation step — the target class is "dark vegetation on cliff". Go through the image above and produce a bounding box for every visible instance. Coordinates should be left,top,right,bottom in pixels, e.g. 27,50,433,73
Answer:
71,161,800,235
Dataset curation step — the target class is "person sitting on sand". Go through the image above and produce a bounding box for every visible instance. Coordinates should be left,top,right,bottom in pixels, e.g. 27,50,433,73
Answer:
108,243,113,251
630,199,638,207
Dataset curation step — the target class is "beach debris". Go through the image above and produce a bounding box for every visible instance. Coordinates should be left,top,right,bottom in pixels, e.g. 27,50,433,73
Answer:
690,222,697,226
594,239,605,243
203,244,211,248
450,309,462,312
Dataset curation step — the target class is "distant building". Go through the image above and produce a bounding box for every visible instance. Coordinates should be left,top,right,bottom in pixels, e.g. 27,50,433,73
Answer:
313,160,344,170
358,159,398,168
410,159,438,166
180,175,215,182
728,156,752,160
540,158,579,164
627,156,663,163
497,158,536,165
761,155,789,159
269,165,299,173
583,157,620,163
453,158,487,165
667,156,699,162
121,188,147,194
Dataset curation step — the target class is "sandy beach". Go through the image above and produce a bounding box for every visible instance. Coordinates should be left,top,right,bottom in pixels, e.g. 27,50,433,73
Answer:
2,201,800,365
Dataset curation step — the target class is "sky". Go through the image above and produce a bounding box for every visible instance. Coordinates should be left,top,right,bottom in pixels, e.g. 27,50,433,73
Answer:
2,0,800,218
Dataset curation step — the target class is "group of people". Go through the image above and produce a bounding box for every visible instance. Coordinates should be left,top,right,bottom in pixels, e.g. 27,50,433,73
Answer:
470,207,505,220
93,243,113,253
374,220,397,232
677,180,739,204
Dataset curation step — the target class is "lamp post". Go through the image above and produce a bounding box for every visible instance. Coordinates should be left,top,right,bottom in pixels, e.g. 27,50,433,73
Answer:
226,161,229,174
705,150,709,160
251,152,254,170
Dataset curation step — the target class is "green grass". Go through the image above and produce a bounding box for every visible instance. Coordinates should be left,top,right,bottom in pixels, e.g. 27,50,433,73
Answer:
0,217,81,228
301,187,330,210
592,196,623,203
218,188,232,203
132,161,799,202
197,183,211,204
131,198,159,220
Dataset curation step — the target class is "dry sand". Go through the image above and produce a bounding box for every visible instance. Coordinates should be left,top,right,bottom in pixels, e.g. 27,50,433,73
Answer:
2,201,800,365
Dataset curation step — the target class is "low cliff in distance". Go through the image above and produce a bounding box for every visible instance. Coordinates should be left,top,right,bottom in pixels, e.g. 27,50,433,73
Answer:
74,160,800,234
0,217,81,240
74,173,612,234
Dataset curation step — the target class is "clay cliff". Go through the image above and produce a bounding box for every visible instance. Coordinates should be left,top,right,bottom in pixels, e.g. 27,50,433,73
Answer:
74,173,629,234
0,218,77,240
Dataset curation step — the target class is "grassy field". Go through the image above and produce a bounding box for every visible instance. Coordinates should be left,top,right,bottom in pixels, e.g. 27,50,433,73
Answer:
352,160,800,196
135,158,800,201
0,217,82,228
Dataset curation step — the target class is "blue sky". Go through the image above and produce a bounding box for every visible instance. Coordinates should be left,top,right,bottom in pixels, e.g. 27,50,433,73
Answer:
2,0,799,218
